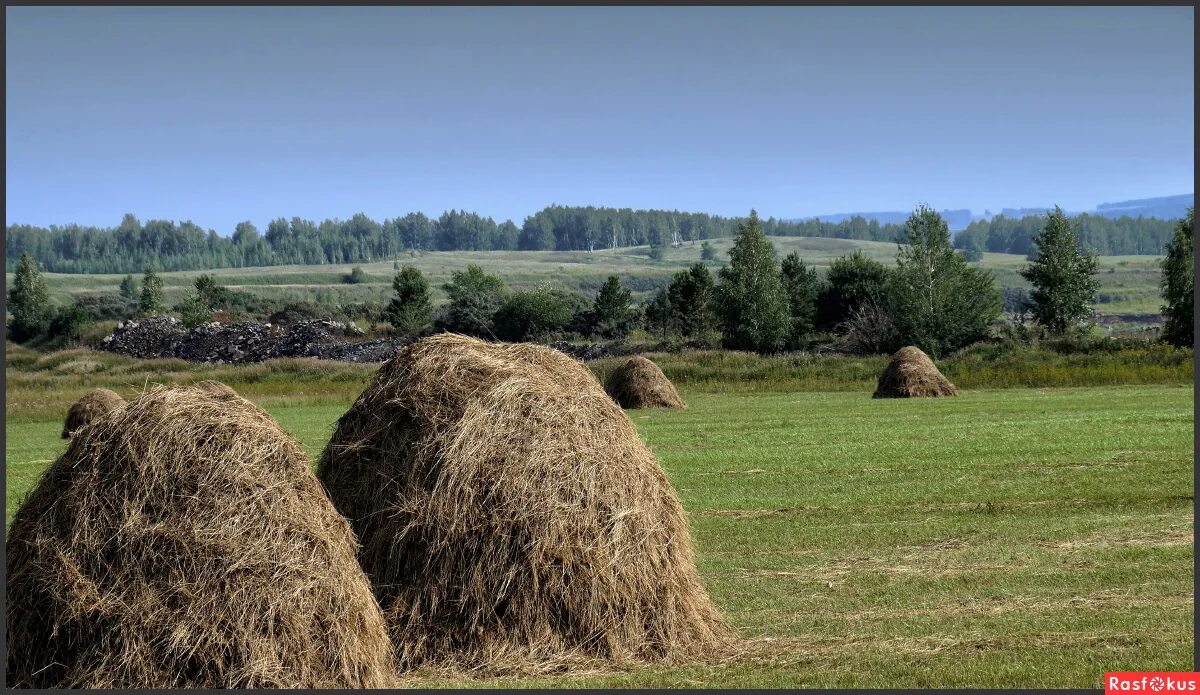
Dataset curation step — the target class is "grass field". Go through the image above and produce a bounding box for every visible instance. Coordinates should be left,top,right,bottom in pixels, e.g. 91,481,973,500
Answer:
6,237,1168,318
5,380,1192,687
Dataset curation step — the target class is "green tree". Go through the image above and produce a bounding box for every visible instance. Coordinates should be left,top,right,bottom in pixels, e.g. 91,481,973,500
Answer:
435,263,507,337
7,252,52,343
648,243,667,262
118,275,139,302
178,292,211,328
194,274,219,307
388,266,433,335
47,302,89,344
816,250,890,330
139,266,164,316
700,241,718,262
493,285,578,342
668,263,716,338
780,252,820,348
1019,206,1100,333
715,210,791,354
643,288,673,340
1161,208,1194,348
888,205,1002,356
590,275,636,339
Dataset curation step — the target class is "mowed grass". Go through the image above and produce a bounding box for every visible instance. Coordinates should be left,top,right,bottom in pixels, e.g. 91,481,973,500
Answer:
4,384,1192,687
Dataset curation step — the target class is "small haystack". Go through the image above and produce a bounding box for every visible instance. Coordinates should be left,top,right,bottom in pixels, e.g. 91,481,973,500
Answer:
318,334,727,674
61,388,125,438
6,384,396,688
192,379,239,399
605,356,686,409
873,346,959,398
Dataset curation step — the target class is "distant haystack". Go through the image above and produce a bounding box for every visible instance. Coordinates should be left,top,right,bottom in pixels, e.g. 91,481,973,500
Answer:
7,384,396,688
61,388,125,439
873,346,959,398
318,334,727,674
605,356,686,409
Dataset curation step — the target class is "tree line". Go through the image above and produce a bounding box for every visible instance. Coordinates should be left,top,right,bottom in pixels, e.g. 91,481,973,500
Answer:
953,212,1178,256
6,205,1182,275
9,207,1193,354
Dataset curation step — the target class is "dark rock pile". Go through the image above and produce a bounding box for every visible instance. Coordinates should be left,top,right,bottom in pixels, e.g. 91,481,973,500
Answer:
99,318,386,364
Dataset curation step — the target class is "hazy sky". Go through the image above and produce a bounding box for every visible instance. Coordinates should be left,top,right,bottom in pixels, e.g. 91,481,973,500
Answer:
5,6,1194,232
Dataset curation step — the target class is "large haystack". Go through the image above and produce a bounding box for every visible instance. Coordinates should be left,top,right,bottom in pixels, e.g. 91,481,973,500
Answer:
605,355,686,409
192,379,239,399
318,334,727,674
61,388,125,438
6,384,396,688
873,346,959,398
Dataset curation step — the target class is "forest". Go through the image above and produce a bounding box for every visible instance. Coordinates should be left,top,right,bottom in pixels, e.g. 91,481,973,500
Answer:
4,205,1182,274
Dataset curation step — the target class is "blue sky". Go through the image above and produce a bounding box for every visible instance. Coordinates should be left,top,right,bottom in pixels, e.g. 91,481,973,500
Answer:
5,6,1194,233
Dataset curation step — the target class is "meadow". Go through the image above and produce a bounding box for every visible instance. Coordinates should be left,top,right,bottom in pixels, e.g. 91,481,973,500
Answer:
4,348,1193,687
7,237,1169,319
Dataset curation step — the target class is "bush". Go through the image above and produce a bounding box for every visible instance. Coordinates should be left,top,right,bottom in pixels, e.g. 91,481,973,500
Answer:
492,286,581,342
343,267,369,284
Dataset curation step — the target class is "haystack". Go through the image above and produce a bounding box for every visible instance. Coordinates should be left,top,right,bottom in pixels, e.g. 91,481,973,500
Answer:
873,346,959,398
61,388,125,438
192,379,239,399
605,356,686,409
318,334,727,674
6,384,396,688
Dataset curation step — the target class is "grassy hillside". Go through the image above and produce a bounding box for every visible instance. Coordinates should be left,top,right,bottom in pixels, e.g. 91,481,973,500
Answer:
7,237,1167,318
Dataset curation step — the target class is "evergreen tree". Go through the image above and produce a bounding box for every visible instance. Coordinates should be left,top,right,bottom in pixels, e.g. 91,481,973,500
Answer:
667,263,716,338
139,266,164,316
7,252,51,343
715,210,791,354
388,266,433,335
590,275,636,339
118,275,139,302
889,205,1002,356
178,292,211,328
1020,206,1100,333
643,288,673,340
1161,208,1194,348
780,252,820,348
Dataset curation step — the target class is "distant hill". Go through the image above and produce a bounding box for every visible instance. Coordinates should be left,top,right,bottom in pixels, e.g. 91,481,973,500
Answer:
787,194,1192,232
1093,194,1194,220
787,208,979,231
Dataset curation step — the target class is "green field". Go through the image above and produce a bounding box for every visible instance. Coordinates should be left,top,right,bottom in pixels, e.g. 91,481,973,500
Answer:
6,237,1168,318
6,379,1192,687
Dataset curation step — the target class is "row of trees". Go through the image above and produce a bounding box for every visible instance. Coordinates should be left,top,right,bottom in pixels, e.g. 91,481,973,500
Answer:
7,205,1181,275
954,212,1178,256
9,208,1194,353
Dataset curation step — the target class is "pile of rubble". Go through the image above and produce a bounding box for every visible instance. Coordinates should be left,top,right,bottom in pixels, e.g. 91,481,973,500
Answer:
99,318,382,364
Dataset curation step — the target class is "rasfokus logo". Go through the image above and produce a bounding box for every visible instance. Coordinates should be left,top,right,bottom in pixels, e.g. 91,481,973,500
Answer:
1106,673,1199,693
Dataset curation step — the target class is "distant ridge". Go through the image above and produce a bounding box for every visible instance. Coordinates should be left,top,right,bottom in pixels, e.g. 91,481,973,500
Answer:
784,193,1192,231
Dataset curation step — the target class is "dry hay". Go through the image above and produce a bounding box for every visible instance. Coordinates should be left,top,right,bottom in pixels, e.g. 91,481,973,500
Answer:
873,346,959,398
318,333,728,675
6,384,396,688
61,388,125,439
604,355,686,409
191,379,239,399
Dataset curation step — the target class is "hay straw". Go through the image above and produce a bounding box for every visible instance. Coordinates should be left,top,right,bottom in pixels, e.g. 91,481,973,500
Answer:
318,334,728,675
605,356,686,409
61,388,125,439
873,346,959,398
6,384,396,688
